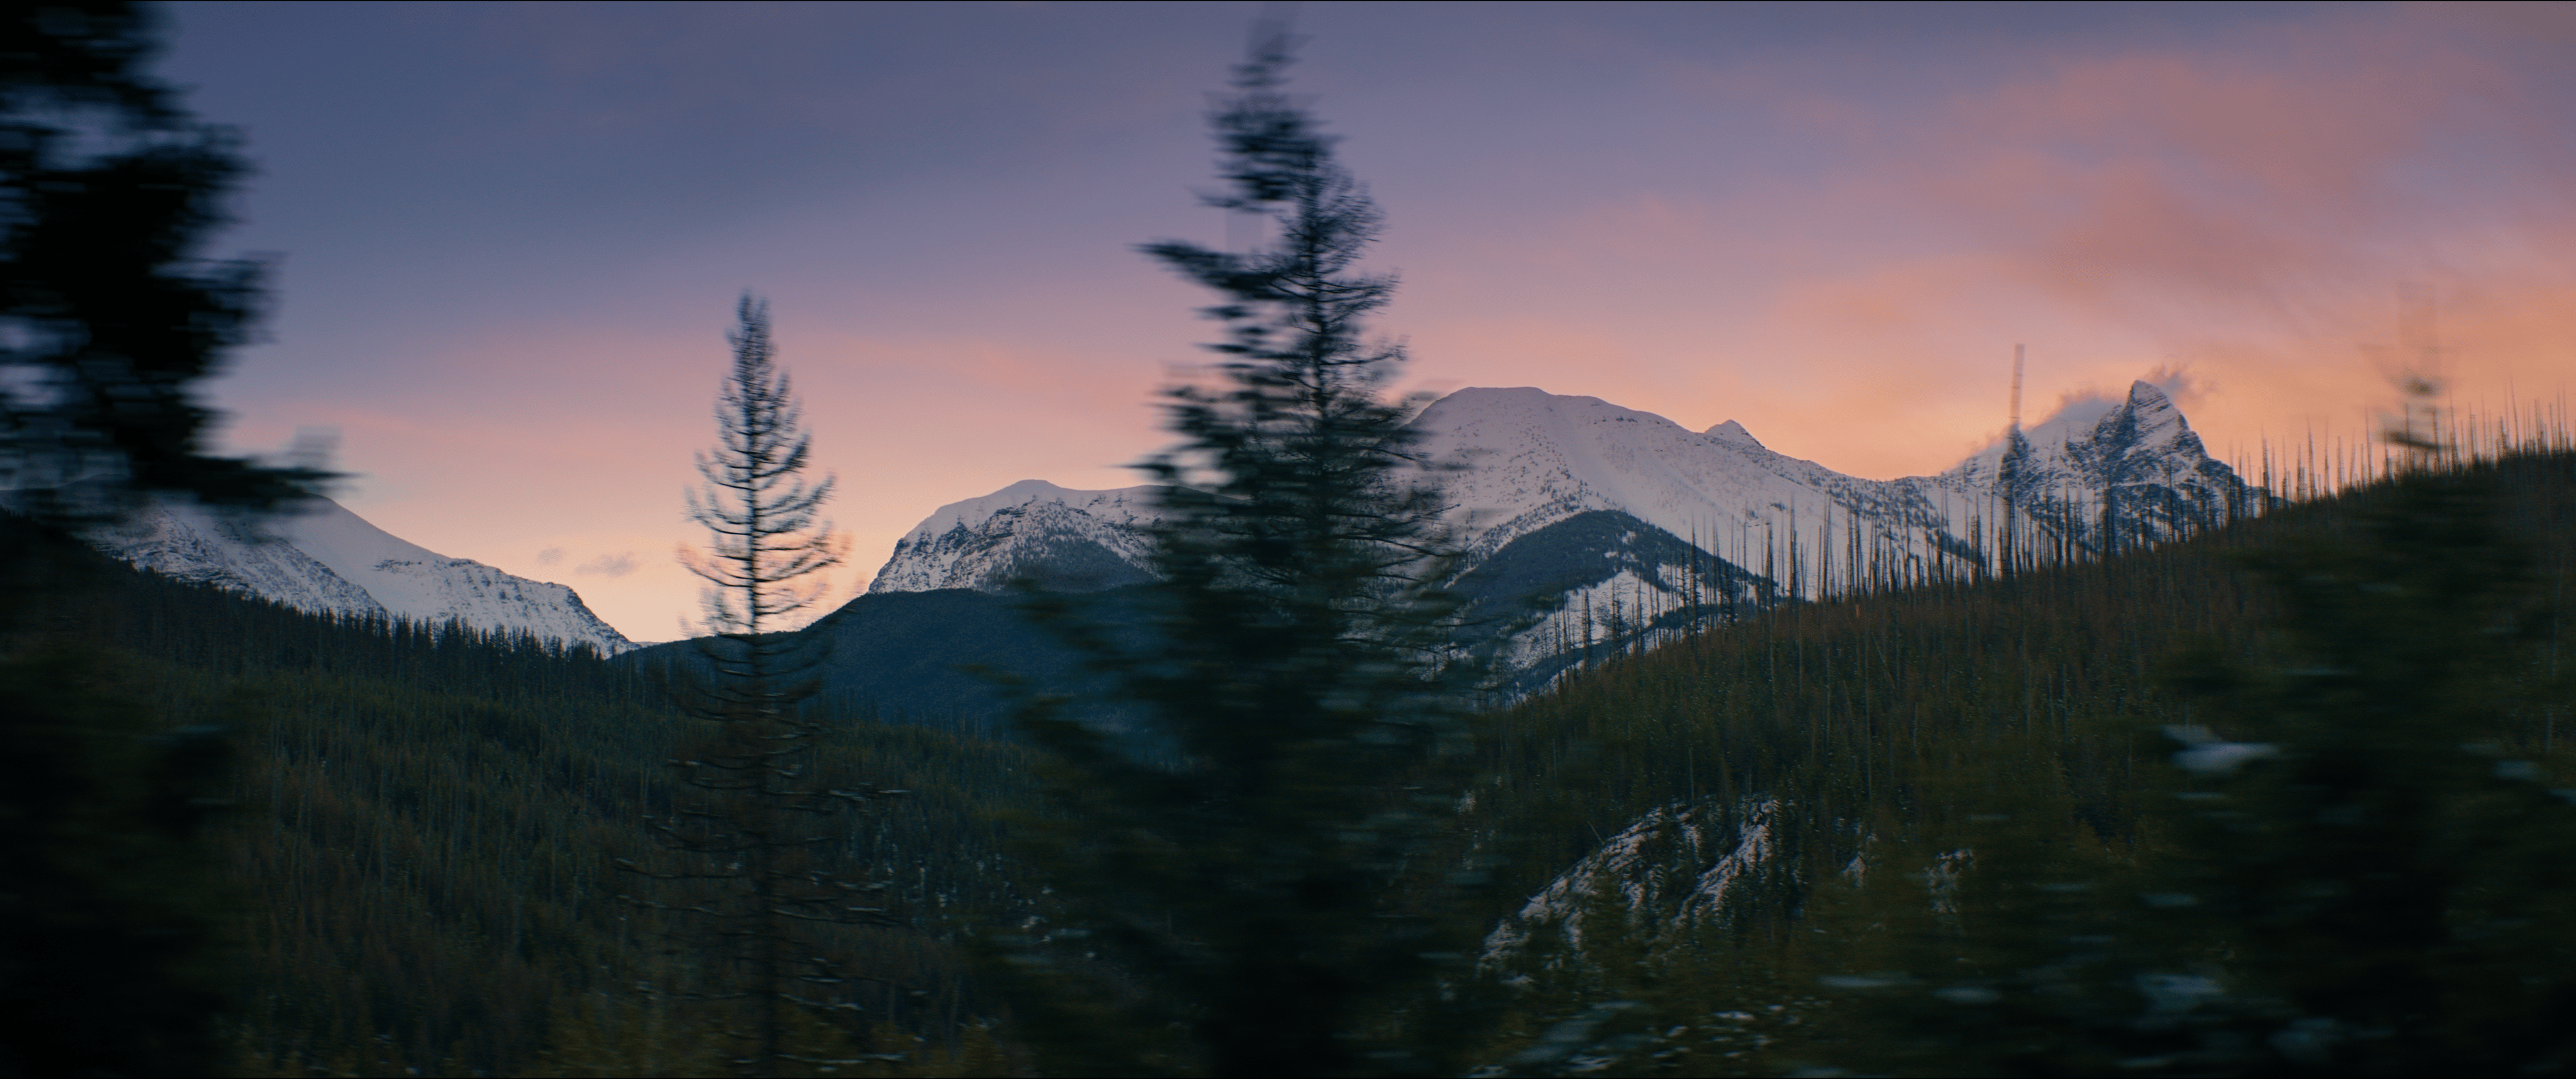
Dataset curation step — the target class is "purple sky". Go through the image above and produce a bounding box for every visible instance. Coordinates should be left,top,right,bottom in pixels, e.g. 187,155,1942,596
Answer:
158,1,2576,641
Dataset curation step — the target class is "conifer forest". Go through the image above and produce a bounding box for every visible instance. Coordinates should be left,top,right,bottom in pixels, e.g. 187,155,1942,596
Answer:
6,4,2575,1077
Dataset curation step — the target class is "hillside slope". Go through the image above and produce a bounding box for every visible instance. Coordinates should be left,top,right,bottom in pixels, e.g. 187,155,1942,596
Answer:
93,495,636,654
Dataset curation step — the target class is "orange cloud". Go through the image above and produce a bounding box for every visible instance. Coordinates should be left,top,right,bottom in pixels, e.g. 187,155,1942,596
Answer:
1395,3,2576,482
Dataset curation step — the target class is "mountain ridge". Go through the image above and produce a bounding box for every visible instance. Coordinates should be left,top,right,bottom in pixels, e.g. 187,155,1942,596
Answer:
92,495,637,655
857,381,2251,683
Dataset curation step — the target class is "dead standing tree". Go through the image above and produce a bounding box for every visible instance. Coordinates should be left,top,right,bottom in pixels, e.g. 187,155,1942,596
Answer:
619,294,905,1077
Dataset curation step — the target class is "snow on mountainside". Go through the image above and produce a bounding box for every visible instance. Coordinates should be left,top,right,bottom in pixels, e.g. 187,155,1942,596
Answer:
862,383,2250,680
1481,797,1787,970
1419,381,2243,573
96,497,636,655
1940,380,2253,550
866,480,1161,594
1413,386,1969,568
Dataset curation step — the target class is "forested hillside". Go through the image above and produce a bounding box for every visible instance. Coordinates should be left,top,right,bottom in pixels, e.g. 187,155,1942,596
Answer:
1452,444,2576,1075
9,441,2567,1076
8,526,1035,1075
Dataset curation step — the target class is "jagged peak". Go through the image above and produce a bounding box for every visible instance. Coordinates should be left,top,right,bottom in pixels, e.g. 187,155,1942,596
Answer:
1943,376,2200,479
2083,380,2187,438
1704,419,1765,450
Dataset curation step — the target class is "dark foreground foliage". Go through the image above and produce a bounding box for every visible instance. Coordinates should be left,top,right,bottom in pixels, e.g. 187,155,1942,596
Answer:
0,622,233,1076
1451,447,2576,1076
1794,454,2576,1077
0,521,1035,1076
987,28,1492,1078
5,446,2565,1076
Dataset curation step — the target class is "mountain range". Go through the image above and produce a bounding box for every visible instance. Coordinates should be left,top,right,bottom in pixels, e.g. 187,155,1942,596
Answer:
79,380,2246,698
858,380,2251,687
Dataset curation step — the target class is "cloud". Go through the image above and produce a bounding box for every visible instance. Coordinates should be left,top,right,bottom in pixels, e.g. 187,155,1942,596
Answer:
536,546,564,565
2140,363,2209,410
1445,5,2576,478
575,551,639,578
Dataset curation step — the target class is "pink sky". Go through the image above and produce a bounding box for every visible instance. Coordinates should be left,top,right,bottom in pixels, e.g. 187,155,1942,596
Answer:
163,2,2576,641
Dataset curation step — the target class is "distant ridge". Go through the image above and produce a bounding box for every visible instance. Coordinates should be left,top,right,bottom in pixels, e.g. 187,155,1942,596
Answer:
867,480,1160,595
92,495,636,655
857,383,2252,683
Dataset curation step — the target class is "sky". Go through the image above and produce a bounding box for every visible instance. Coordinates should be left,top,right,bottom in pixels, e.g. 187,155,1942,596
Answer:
156,1,2576,643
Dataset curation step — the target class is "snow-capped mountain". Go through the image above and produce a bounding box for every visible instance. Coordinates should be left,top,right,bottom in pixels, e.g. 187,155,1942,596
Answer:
94,496,636,655
868,480,1161,594
863,382,2249,682
1416,387,1950,567
1418,379,2244,582
1941,379,2254,553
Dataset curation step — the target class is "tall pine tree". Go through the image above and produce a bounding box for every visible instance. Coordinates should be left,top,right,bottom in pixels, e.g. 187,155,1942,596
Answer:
619,295,902,1078
998,27,1487,1078
1,1,324,521
2,6,327,1073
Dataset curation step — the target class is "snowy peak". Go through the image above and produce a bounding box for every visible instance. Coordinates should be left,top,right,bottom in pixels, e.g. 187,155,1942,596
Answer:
2061,381,2209,487
1412,385,1944,563
901,479,1134,538
1939,379,2250,551
865,480,1162,594
102,501,390,618
1418,388,1782,545
95,497,636,655
863,381,2250,685
1704,420,1763,449
1945,380,2197,489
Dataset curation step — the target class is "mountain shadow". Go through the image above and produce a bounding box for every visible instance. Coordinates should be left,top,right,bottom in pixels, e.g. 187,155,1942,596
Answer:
625,585,1156,738
1453,509,1777,695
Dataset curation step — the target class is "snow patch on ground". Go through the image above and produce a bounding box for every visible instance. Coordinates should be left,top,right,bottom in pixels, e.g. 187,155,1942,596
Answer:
1480,797,1785,970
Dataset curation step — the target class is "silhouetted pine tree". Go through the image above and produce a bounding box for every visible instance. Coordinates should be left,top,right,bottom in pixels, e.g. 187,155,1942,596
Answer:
996,27,1490,1078
2,6,331,1073
0,2,327,521
619,296,905,1078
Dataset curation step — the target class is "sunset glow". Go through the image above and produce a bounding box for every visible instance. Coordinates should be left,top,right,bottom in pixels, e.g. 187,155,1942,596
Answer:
164,1,2576,641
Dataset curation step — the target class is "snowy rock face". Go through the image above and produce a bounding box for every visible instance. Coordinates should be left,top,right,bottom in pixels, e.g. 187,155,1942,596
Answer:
1421,381,2246,577
1416,387,1953,565
94,497,637,655
865,480,1161,594
863,384,2250,681
1481,797,1790,972
1940,380,2253,552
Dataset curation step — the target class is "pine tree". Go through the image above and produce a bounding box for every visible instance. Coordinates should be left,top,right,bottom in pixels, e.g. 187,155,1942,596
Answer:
0,1,326,523
998,28,1487,1078
619,295,904,1078
1,7,329,1073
